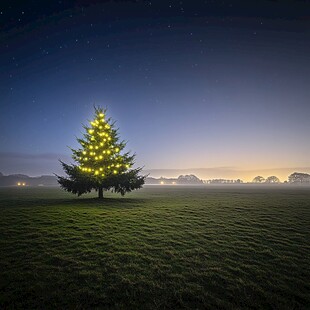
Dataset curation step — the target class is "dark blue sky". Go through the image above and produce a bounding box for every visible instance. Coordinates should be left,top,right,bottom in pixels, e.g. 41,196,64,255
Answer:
1,0,310,179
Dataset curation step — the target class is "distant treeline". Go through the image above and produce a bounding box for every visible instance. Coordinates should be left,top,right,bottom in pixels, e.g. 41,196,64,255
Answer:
145,175,203,185
204,173,310,184
0,172,310,187
0,173,58,187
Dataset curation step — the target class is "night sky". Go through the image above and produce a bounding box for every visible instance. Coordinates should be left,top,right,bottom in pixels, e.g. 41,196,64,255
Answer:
1,0,310,180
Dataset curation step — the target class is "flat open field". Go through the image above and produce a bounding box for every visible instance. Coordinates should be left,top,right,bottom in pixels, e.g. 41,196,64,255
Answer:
0,186,309,309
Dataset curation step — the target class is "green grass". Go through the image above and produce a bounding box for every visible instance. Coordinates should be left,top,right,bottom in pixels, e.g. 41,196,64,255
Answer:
0,186,309,309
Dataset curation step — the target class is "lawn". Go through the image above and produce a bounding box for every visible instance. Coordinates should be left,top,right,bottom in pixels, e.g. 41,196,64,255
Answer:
0,185,309,309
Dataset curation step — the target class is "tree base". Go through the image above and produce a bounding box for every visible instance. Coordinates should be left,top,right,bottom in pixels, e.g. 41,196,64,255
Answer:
98,187,103,199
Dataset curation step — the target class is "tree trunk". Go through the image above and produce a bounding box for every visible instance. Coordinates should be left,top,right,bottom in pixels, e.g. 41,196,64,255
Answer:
98,187,103,199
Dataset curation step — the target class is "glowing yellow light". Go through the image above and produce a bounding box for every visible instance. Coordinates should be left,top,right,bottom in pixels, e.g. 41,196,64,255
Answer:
91,137,95,140
99,168,103,171
88,168,91,172
108,137,111,141
95,170,99,175
99,113,104,117
89,145,93,149
115,147,119,152
99,155,103,159
126,164,130,168
82,151,86,155
100,119,104,122
105,124,110,129
17,182,21,186
100,142,103,146
104,138,107,142
113,170,117,174
101,174,105,176
160,181,164,185
22,183,26,186
116,164,120,168
88,129,94,134
99,126,102,129
95,146,98,149
107,150,111,154
95,156,98,160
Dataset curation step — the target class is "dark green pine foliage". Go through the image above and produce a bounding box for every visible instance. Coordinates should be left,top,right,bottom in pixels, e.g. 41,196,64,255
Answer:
57,107,145,198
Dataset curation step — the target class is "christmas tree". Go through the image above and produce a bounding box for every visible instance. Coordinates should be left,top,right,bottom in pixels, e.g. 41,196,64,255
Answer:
57,106,145,198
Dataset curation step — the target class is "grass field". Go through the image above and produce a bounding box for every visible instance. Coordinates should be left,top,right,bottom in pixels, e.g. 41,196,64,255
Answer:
0,185,309,309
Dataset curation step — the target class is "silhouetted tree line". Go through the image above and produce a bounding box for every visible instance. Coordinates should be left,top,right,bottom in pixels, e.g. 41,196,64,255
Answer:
252,172,310,184
1,172,310,187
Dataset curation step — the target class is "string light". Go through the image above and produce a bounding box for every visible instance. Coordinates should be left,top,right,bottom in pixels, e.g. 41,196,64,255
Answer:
78,110,133,178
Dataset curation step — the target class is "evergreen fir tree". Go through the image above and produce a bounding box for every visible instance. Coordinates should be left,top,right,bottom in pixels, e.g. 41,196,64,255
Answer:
57,106,145,198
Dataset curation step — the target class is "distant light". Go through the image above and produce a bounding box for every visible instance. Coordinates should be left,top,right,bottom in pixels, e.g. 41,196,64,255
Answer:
22,183,25,186
160,181,164,185
17,182,21,186
172,182,176,185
